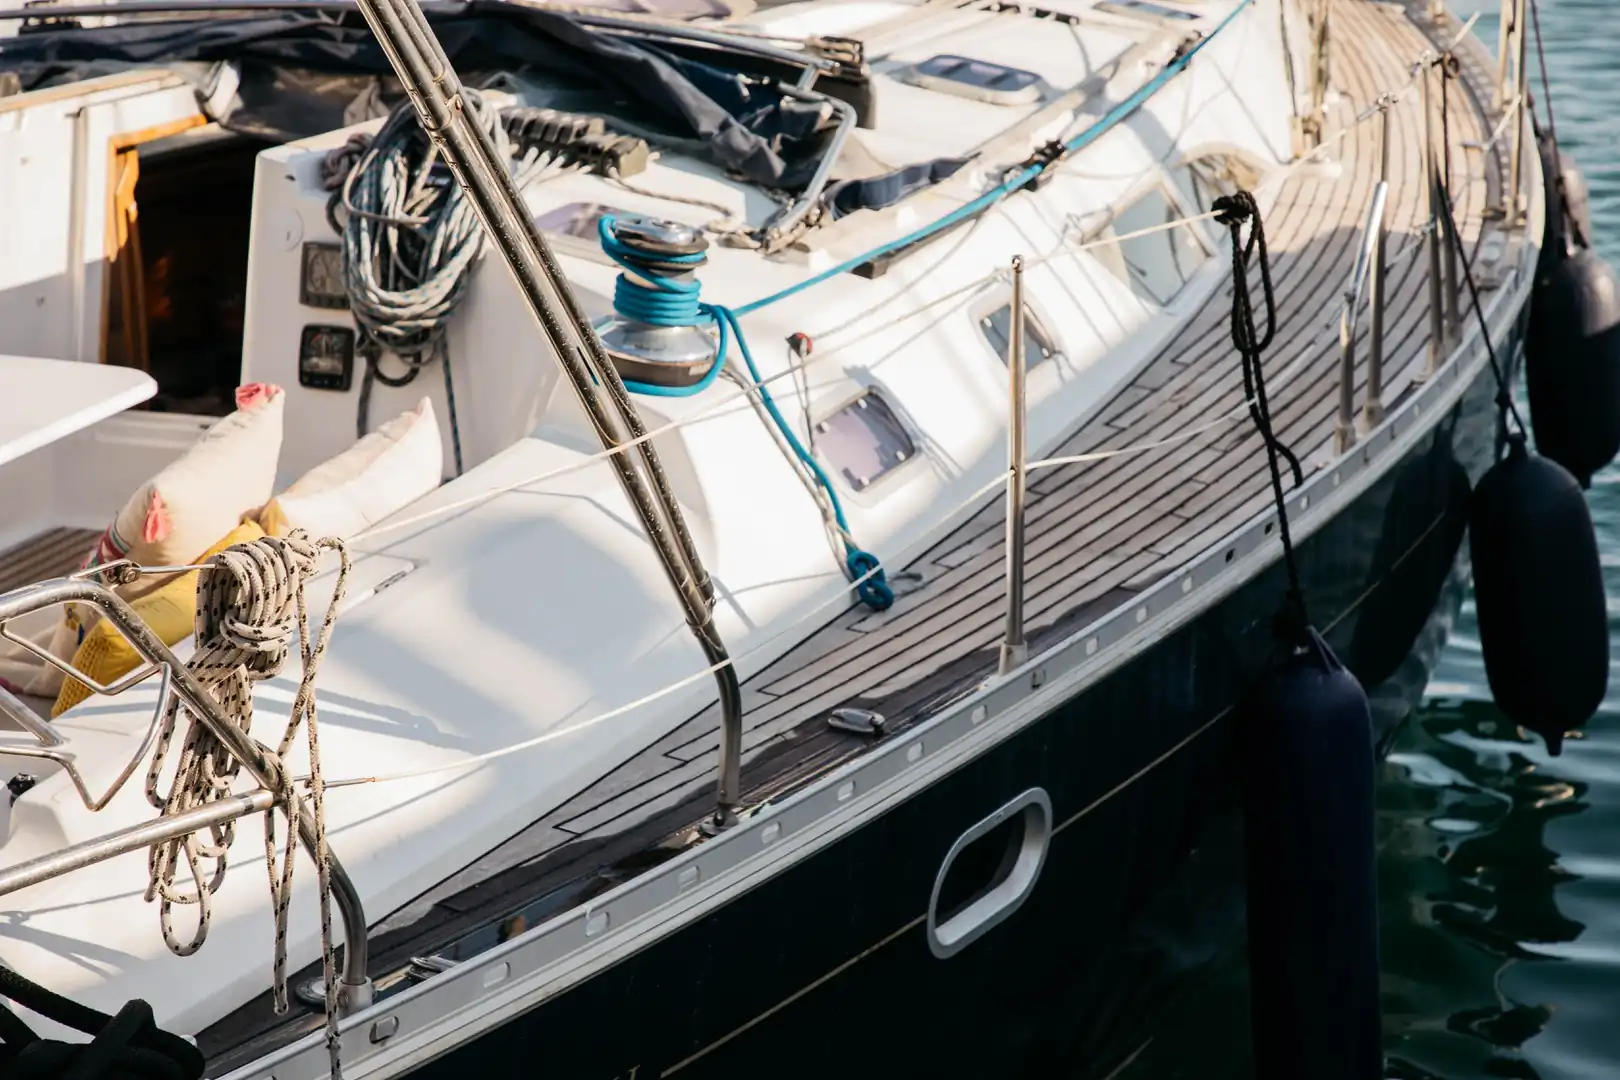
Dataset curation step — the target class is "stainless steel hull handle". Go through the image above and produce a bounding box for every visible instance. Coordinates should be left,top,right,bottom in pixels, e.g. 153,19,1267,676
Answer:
927,787,1053,960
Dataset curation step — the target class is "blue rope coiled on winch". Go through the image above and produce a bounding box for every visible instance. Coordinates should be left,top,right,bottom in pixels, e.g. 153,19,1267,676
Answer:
597,215,893,610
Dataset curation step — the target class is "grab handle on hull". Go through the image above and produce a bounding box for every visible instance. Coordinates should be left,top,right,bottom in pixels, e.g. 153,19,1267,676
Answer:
927,787,1052,960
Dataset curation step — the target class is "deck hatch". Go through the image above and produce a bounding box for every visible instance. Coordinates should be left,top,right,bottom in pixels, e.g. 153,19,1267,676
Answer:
978,303,1060,369
534,201,636,241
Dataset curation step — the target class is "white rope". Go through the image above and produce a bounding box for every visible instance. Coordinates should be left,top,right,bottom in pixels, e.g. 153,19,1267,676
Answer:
143,532,351,1079
321,467,1010,791
321,316,1321,794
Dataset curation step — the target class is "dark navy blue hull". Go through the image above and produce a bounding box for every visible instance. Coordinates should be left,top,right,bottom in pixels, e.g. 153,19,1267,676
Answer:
405,346,1508,1080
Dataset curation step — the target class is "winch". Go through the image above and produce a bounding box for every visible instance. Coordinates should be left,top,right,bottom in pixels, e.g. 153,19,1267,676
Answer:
595,216,723,391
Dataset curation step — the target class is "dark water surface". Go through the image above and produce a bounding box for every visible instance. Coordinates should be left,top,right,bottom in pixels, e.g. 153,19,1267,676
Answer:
1118,4,1620,1077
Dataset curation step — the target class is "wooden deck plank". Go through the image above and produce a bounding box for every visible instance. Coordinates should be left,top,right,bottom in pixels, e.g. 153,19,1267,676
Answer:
0,528,97,595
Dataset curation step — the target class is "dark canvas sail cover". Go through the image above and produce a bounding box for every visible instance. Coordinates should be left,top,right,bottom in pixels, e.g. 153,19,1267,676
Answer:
0,2,832,189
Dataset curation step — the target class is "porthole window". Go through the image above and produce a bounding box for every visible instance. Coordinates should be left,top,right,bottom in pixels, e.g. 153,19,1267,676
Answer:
533,202,633,240
904,55,1043,107
978,304,1059,369
1091,185,1211,306
815,389,916,493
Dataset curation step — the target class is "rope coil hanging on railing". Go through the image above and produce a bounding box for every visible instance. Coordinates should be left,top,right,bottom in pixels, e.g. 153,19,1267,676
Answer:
144,532,351,1078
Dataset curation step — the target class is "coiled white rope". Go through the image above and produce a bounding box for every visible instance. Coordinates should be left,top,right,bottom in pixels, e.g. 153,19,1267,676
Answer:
143,532,351,1078
324,88,565,476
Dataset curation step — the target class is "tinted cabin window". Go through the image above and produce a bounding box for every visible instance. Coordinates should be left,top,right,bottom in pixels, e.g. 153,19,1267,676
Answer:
815,390,916,493
906,54,1043,106
1093,185,1210,306
979,304,1059,368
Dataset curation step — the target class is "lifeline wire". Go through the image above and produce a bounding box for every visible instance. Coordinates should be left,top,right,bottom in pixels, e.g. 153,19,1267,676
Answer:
352,19,1459,551
327,13,1486,794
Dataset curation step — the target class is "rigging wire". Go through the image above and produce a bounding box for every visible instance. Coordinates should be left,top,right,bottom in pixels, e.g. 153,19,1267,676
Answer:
325,24,1495,790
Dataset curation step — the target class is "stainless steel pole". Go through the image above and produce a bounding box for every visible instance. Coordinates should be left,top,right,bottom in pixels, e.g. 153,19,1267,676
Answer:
1422,58,1444,374
1337,181,1388,454
1507,0,1530,225
1439,60,1462,345
1364,101,1389,430
999,256,1028,677
349,0,746,828
0,791,276,899
1495,0,1514,113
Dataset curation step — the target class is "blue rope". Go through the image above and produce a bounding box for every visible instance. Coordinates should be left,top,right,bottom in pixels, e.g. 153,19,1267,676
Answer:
599,215,894,610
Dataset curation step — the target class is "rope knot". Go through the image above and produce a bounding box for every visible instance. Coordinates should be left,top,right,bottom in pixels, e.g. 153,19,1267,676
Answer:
141,529,352,1076
846,548,895,611
1211,191,1258,228
196,535,321,679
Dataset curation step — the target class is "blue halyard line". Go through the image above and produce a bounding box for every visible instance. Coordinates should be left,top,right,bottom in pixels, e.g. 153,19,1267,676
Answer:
596,1,1247,611
598,215,895,608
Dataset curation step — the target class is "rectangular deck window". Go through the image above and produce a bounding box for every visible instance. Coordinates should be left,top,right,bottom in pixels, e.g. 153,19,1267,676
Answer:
815,390,917,492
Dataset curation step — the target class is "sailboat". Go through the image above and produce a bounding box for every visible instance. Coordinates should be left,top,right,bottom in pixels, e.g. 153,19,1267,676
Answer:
0,0,1548,1075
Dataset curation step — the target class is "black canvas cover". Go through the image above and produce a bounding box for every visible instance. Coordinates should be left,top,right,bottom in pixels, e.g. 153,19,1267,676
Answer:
0,3,832,188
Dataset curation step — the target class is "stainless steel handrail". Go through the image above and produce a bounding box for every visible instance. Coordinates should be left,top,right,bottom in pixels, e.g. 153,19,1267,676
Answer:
1335,179,1389,453
760,87,857,248
1364,100,1391,431
0,663,173,812
0,577,373,1011
0,791,278,897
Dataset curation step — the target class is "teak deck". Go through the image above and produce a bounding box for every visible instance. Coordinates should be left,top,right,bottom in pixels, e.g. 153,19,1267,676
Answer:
364,0,1512,943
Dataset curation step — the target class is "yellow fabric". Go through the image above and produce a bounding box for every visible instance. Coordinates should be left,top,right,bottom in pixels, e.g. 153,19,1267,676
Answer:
256,497,290,538
53,520,265,717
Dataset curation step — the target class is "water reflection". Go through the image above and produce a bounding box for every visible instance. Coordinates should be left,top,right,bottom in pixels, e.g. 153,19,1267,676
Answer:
1130,1,1620,1072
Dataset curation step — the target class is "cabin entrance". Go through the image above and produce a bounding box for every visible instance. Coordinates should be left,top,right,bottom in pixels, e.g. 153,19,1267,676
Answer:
103,122,278,415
